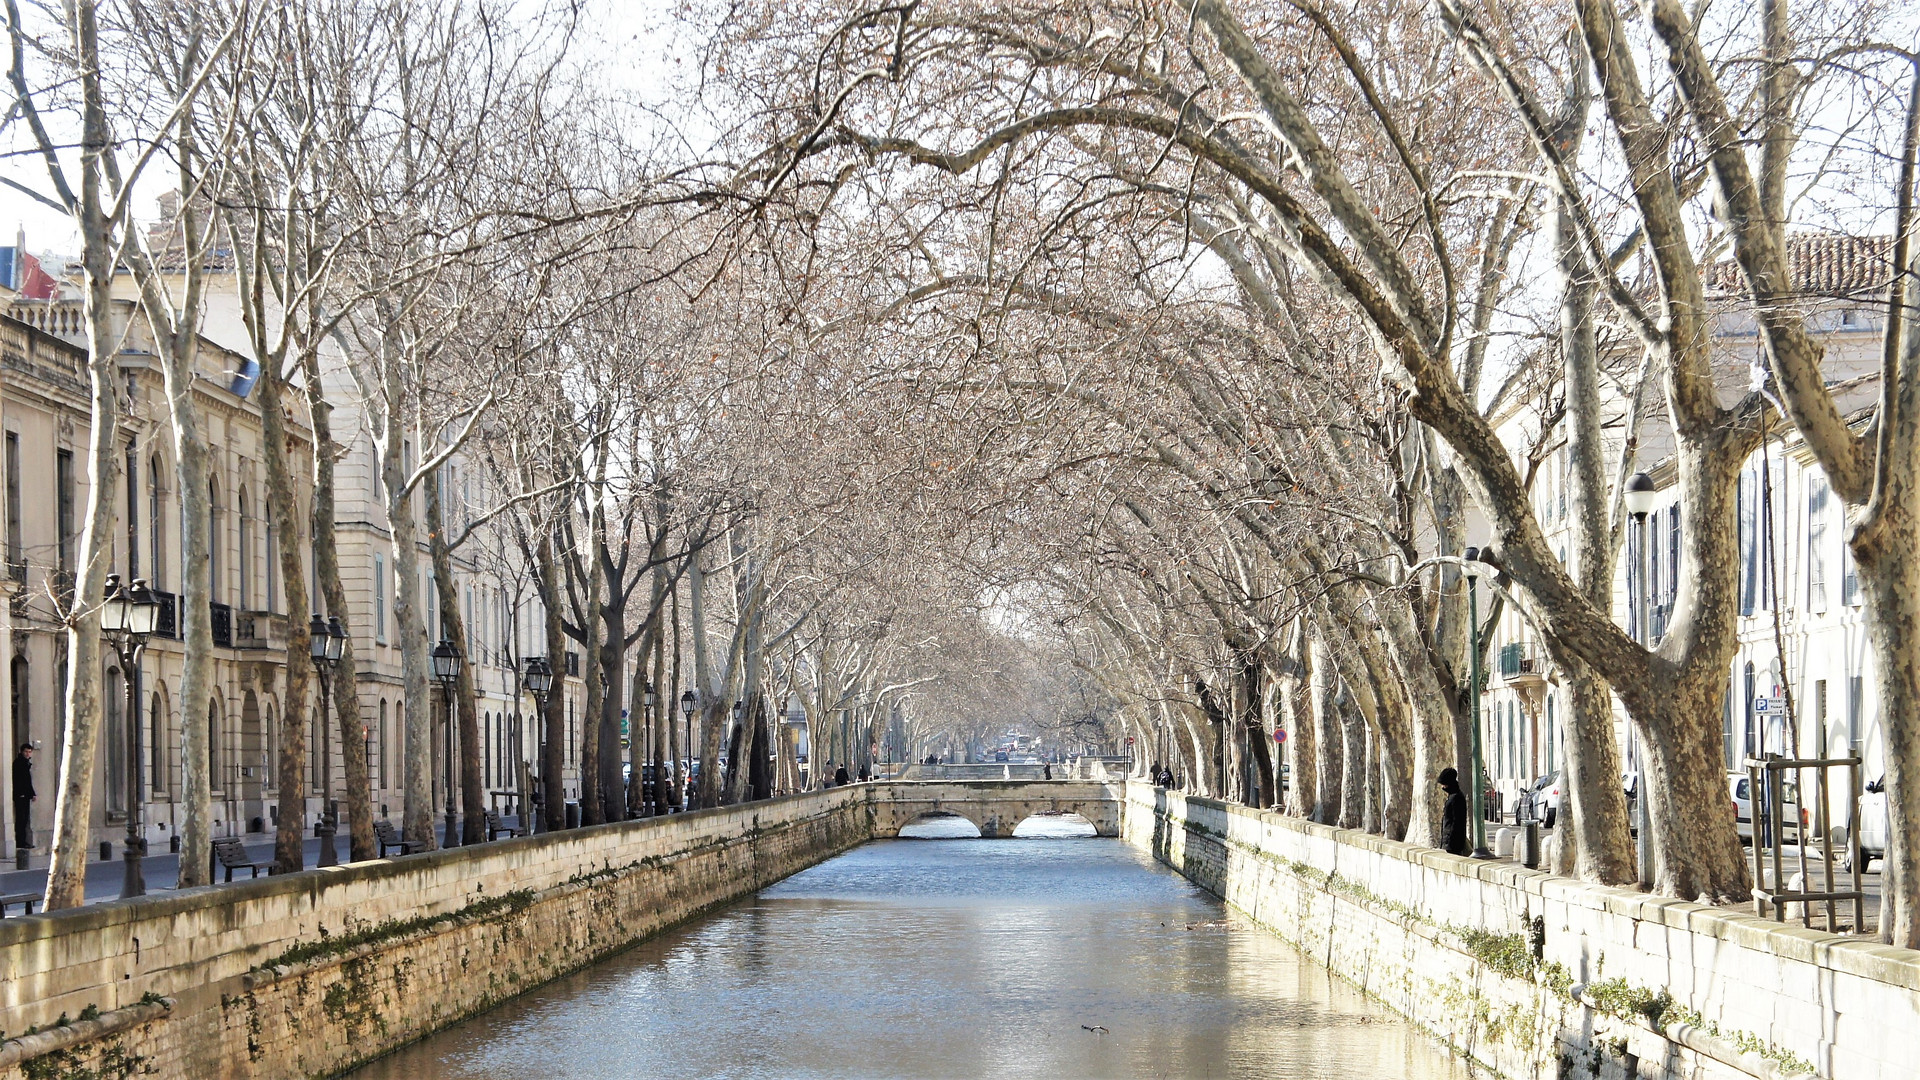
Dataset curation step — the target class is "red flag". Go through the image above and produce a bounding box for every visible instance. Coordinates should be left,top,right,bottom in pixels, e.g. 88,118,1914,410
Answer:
18,251,57,300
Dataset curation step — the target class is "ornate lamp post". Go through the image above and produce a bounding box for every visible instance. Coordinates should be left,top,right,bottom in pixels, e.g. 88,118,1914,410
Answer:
522,655,553,833
102,575,159,898
309,614,347,867
1623,471,1660,886
640,680,657,814
680,690,697,809
1461,548,1495,860
432,639,464,847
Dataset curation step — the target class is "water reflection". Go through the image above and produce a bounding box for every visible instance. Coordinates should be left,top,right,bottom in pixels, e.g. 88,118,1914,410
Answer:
355,833,1469,1079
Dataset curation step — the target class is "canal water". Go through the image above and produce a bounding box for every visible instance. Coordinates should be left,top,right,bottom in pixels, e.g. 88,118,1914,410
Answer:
354,817,1469,1079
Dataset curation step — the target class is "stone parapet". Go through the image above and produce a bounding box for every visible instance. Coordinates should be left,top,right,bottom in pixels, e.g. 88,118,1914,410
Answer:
0,789,875,1078
1124,782,1916,1080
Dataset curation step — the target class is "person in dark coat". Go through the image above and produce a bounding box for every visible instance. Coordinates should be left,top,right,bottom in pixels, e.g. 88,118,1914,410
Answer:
1149,762,1164,786
833,765,851,787
1438,767,1469,855
11,743,34,850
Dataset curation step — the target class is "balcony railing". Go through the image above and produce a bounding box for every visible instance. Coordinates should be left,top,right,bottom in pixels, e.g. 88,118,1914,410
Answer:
1497,642,1544,679
210,601,233,648
153,589,179,639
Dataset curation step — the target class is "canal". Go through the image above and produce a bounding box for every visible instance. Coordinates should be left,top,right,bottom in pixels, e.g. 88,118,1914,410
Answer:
353,818,1469,1078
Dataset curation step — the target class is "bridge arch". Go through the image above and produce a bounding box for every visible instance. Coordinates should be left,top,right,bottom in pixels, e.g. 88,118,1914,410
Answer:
871,781,1123,838
897,810,985,838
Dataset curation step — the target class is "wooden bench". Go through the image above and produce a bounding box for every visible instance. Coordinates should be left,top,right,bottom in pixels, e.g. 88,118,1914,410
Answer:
1,891,38,916
374,819,424,857
211,837,269,882
485,809,515,841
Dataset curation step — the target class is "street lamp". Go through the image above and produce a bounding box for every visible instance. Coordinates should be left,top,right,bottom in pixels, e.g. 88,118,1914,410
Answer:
432,639,463,848
101,574,158,898
640,680,657,814
1460,548,1495,860
523,656,553,832
1623,471,1659,886
309,614,347,867
680,690,697,809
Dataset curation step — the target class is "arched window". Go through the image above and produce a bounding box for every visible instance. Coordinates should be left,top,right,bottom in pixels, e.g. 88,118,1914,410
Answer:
208,479,222,604
150,689,168,798
105,666,126,813
208,700,224,794
238,489,250,610
378,699,389,789
264,503,277,614
9,655,28,758
148,457,164,590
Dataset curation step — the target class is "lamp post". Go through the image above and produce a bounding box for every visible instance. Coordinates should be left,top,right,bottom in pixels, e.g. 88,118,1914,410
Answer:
1461,548,1495,860
523,656,553,832
102,574,159,898
1623,471,1660,886
680,690,697,808
640,680,656,814
309,614,347,867
432,639,463,848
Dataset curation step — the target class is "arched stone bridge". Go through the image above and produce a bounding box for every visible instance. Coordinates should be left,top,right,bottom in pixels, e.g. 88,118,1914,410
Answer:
867,780,1124,838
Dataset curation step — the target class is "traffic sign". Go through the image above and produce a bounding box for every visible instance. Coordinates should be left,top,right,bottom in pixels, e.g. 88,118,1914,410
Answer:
1754,697,1785,715
1274,728,1287,743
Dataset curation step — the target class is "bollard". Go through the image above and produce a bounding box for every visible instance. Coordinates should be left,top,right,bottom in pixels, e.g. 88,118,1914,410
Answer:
100,840,112,861
15,847,27,870
1524,822,1540,869
170,834,181,854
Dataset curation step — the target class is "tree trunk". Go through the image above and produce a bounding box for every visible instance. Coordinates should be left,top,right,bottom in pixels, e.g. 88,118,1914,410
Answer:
1281,659,1314,817
304,356,374,862
380,366,435,851
258,361,311,875
536,533,567,831
1310,630,1342,824
577,550,604,826
1338,695,1367,830
164,383,215,886
41,1,120,911
424,469,483,846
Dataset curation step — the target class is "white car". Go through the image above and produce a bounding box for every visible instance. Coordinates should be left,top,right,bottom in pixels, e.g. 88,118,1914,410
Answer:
1730,773,1805,845
1844,778,1887,873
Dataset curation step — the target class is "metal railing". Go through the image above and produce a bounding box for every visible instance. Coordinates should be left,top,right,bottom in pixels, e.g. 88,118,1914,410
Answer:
1497,643,1542,678
210,601,233,648
1748,750,1867,933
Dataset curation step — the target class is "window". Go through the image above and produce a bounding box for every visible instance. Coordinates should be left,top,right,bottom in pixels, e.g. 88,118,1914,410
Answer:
426,573,437,641
208,701,223,794
1808,476,1829,612
1742,662,1757,760
5,432,20,576
125,445,138,578
378,700,389,788
1739,470,1757,615
238,490,251,610
1545,693,1556,773
150,691,166,798
208,480,221,603
105,667,125,814
1814,679,1828,756
56,448,75,576
265,511,276,612
1842,533,1860,607
1666,505,1681,608
374,554,388,644
149,457,164,589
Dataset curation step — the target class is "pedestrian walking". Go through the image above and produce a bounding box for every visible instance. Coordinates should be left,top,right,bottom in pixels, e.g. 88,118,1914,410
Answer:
834,765,851,787
1043,763,1053,781
1149,762,1164,787
1437,767,1468,856
11,743,34,851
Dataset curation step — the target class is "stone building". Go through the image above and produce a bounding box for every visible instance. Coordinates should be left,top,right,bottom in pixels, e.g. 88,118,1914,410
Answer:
1477,234,1892,827
0,295,314,859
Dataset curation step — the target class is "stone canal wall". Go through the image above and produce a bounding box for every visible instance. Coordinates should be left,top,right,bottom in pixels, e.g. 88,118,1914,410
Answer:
1124,782,1920,1080
0,788,875,1079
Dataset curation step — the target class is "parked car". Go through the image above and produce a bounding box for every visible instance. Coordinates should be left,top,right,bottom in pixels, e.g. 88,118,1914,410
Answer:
1843,777,1887,873
1522,772,1562,828
1730,772,1806,845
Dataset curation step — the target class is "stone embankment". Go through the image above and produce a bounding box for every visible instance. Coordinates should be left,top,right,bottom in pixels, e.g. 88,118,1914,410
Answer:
1126,782,1919,1080
0,790,875,1079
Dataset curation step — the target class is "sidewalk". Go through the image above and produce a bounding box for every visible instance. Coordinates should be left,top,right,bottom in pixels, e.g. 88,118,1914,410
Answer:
2,816,527,907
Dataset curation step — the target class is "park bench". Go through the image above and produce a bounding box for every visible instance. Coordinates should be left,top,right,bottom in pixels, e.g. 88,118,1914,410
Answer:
1,891,39,916
485,809,515,841
374,819,424,857
212,837,269,882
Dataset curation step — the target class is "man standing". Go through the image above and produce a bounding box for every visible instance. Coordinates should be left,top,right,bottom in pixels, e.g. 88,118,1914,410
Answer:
11,743,33,851
1438,767,1468,856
